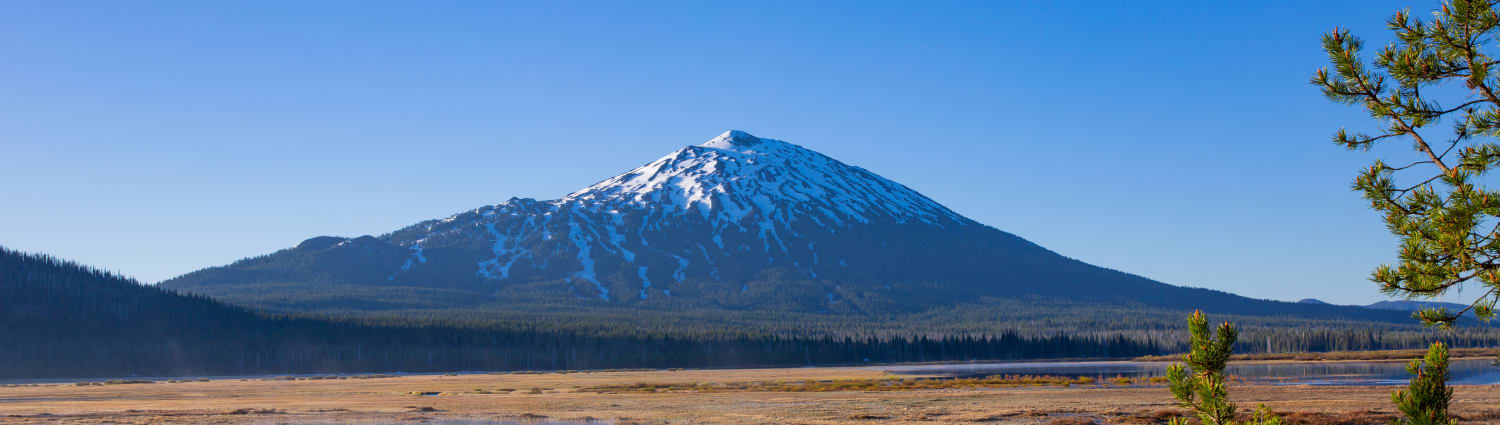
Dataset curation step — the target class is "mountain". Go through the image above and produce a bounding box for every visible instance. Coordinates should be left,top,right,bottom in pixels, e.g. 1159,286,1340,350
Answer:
1300,298,1472,316
162,131,1412,325
1366,300,1475,316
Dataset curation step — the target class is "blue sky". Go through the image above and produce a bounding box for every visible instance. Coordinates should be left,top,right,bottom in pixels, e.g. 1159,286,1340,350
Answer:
1,1,1474,305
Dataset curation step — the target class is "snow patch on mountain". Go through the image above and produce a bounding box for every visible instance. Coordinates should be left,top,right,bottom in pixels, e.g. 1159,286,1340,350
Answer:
567,221,607,300
387,241,427,281
638,266,651,300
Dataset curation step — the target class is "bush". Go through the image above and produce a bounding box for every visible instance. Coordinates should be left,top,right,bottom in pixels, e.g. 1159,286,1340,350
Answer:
1165,311,1282,425
1392,342,1456,425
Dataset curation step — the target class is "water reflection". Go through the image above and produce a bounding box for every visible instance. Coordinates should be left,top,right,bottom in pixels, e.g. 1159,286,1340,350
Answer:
880,358,1500,386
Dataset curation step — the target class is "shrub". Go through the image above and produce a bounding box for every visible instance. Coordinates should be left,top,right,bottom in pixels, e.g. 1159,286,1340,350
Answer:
1392,342,1456,425
1165,311,1282,425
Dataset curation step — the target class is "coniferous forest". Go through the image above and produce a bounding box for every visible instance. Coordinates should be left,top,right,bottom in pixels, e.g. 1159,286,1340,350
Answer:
5,246,1498,379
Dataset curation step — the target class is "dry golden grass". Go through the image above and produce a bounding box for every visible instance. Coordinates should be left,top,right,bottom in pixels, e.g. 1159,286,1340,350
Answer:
0,366,1496,424
577,374,1100,393
574,373,1184,394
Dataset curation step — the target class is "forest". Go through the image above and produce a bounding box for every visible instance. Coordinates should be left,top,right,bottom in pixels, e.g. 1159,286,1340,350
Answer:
5,246,1499,379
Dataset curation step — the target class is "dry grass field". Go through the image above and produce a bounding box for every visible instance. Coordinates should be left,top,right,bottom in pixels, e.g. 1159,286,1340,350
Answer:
0,366,1498,424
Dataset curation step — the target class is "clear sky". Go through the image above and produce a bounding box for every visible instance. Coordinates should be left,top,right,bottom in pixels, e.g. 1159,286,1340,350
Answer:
1,1,1476,305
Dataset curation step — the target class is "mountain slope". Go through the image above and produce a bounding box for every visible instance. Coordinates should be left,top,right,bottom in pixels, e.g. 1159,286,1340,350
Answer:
18,246,1187,378
162,131,1410,323
0,245,482,377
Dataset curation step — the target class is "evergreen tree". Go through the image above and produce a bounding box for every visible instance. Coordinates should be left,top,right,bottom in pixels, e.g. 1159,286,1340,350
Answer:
1315,4,1474,421
1393,342,1457,425
1166,311,1285,425
1167,311,1251,425
1313,0,1500,328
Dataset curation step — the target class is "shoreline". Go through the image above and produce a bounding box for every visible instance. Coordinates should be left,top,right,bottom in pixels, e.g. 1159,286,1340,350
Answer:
1132,347,1499,363
5,348,1496,386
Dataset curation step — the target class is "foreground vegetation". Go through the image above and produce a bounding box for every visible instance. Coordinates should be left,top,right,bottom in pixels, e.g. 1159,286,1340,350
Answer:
1159,311,1466,425
1309,0,1500,422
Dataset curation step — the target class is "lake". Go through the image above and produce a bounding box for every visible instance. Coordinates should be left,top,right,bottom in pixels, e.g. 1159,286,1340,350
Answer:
879,358,1500,386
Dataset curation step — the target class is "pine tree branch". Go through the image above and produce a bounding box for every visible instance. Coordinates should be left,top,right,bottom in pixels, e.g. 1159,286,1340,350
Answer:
1387,160,1436,171
1347,66,1458,176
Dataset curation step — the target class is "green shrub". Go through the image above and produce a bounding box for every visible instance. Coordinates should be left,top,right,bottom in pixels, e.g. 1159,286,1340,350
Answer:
1393,342,1456,425
1166,311,1281,425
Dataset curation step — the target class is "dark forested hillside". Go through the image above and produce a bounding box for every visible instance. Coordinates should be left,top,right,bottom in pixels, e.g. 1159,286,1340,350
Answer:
6,246,1500,379
0,246,1174,379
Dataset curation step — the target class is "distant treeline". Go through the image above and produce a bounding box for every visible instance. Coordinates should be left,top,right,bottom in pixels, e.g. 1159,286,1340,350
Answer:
3,247,1160,378
3,246,1498,379
9,330,1162,379
1234,327,1500,354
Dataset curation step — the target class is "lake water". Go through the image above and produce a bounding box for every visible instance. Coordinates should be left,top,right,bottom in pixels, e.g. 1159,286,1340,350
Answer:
878,359,1500,386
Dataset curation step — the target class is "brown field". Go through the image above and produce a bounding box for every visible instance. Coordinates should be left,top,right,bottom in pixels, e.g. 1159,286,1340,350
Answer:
0,366,1497,424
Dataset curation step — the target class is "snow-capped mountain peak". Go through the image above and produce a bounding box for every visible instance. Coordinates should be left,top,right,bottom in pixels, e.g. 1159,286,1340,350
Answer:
700,129,766,150
329,131,976,302
563,130,963,226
